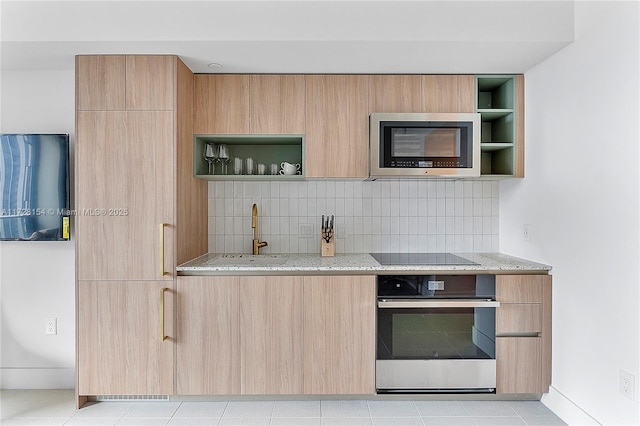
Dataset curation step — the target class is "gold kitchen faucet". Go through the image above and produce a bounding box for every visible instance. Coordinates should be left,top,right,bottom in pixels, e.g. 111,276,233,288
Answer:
251,203,268,255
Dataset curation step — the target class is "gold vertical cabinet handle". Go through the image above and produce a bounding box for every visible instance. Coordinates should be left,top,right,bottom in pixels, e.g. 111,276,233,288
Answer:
159,223,167,277
161,287,169,341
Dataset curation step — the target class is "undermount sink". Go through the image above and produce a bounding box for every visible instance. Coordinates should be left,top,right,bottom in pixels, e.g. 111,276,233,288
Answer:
206,254,289,266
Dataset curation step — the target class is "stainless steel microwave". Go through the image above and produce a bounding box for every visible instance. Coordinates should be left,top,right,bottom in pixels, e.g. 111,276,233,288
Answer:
369,113,481,178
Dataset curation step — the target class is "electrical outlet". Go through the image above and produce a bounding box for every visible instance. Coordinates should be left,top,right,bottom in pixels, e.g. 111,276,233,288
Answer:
298,223,314,238
46,318,57,335
522,224,531,242
621,370,635,400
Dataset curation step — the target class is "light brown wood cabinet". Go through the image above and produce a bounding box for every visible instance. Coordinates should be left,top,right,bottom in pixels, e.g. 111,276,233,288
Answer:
176,276,241,395
422,75,475,113
495,274,552,394
76,110,175,281
240,276,304,394
369,74,475,114
194,75,250,134
369,75,424,113
303,275,376,394
77,281,175,396
176,274,375,396
177,275,304,395
194,74,305,135
305,75,369,178
75,55,207,405
250,75,306,134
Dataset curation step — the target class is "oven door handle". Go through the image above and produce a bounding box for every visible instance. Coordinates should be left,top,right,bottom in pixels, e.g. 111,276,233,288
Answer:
377,299,500,308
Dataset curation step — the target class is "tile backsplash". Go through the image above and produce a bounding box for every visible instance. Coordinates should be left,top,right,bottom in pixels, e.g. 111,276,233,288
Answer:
208,179,499,254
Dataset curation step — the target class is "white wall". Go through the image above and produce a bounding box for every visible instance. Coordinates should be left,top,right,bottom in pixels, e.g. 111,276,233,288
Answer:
0,70,76,388
500,2,640,425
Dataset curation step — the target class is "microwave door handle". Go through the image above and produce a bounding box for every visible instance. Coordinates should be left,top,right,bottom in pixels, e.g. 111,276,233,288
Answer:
377,299,500,309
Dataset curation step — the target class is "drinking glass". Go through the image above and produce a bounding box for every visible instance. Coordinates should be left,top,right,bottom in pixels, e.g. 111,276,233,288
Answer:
217,144,230,174
233,157,243,175
245,157,255,175
203,143,217,174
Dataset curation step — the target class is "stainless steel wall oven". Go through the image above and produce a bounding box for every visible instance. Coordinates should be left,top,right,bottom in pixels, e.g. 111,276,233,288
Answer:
376,274,499,393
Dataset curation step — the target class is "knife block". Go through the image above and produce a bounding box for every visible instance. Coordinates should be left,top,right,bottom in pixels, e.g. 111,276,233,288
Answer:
321,237,335,257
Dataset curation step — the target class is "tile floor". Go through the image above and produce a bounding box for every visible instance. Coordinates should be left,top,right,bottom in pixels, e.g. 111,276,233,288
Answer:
0,390,567,426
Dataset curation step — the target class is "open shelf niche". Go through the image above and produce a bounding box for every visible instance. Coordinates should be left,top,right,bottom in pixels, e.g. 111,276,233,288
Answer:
476,76,518,177
194,134,305,180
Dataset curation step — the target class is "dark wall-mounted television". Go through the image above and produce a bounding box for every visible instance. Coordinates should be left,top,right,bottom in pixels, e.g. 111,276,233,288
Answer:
0,133,70,241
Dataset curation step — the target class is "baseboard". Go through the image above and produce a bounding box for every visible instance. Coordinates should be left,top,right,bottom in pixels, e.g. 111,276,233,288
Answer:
0,368,74,389
542,385,601,425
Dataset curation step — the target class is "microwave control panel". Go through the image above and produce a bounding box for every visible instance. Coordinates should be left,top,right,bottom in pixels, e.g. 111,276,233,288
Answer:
390,160,465,168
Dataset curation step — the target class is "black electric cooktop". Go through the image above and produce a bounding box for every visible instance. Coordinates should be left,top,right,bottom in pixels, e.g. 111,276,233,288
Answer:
370,252,478,266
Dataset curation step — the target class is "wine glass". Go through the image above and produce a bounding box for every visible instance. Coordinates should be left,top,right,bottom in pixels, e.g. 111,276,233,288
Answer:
204,143,217,174
217,144,230,174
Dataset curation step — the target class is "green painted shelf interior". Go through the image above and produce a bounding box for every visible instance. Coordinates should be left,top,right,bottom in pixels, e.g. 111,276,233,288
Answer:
194,134,304,179
477,75,517,177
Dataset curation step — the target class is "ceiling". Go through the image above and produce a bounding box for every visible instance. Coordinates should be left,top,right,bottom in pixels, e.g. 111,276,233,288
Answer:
0,0,575,74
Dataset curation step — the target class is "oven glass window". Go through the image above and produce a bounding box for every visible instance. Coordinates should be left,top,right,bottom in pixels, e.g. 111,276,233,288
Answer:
391,128,461,158
377,307,495,360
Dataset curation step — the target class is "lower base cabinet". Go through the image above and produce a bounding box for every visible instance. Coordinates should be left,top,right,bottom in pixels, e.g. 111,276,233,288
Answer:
496,337,543,393
495,274,552,394
303,275,376,394
77,281,175,396
176,275,375,395
176,276,240,394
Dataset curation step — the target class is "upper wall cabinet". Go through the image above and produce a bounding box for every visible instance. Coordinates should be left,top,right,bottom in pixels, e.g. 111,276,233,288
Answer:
422,75,475,113
305,75,369,178
194,75,250,134
250,75,306,134
369,75,423,113
194,75,305,135
369,75,475,114
76,55,175,111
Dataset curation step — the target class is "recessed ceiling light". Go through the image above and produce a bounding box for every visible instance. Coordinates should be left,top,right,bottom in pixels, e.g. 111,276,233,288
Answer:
208,62,223,69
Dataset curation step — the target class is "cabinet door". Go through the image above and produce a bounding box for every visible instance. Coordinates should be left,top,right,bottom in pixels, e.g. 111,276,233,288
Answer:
305,75,369,178
369,75,423,113
176,276,240,395
496,337,543,393
250,75,305,134
125,55,175,111
496,304,542,334
194,75,250,134
422,75,475,113
496,275,545,303
77,281,174,395
76,111,175,280
303,275,376,394
76,55,126,111
240,276,303,394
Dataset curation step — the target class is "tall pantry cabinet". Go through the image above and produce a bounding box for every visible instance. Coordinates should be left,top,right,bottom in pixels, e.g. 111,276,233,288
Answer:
75,55,207,407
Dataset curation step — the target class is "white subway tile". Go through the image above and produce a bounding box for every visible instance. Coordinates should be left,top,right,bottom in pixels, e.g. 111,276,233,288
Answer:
207,178,500,254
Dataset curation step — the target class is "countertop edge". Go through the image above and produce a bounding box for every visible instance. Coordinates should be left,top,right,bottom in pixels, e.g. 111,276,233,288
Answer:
176,252,552,276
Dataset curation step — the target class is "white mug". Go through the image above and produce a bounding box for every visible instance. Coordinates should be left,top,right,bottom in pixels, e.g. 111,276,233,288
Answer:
280,162,301,175
279,168,298,175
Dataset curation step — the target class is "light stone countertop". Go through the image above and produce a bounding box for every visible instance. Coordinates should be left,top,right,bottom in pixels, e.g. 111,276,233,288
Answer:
176,252,551,276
